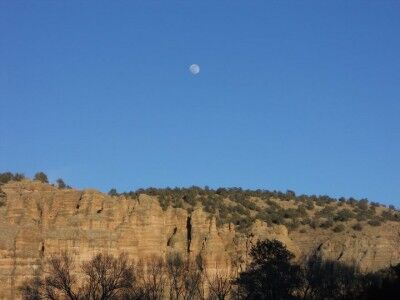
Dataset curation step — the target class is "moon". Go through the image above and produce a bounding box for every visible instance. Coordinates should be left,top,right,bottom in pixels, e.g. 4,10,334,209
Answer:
189,64,200,75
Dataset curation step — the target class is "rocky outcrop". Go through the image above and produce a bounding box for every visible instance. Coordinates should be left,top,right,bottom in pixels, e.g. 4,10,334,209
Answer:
0,181,399,299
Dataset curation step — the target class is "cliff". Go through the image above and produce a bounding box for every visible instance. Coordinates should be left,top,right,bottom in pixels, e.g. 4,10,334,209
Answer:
0,181,399,299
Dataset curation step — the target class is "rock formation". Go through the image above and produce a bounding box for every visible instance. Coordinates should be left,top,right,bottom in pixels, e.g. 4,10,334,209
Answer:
0,181,399,299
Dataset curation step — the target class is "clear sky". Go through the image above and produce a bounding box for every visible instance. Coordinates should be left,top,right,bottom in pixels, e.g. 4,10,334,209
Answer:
1,1,399,206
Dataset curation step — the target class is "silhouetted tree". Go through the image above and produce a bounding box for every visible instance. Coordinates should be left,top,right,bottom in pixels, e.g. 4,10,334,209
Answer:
56,178,66,189
166,252,204,300
108,188,118,196
206,270,233,300
0,172,25,184
81,253,135,299
44,252,79,300
19,252,136,300
302,256,361,299
135,256,166,300
235,239,303,300
362,263,400,300
34,172,48,183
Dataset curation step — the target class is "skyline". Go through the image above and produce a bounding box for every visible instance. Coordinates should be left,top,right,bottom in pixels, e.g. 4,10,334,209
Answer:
1,1,400,206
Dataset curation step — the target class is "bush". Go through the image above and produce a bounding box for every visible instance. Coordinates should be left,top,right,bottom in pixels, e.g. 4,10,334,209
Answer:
0,172,25,185
108,188,118,196
305,200,315,210
352,223,363,231
368,219,382,227
33,172,48,183
334,209,355,222
316,206,336,219
357,199,369,211
56,178,66,189
320,219,334,229
333,224,345,233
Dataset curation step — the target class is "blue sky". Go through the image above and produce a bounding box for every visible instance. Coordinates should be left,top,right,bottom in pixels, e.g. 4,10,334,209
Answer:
1,1,399,206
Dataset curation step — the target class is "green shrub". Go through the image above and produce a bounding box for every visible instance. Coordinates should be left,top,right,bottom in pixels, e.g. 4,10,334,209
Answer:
108,188,118,196
334,209,355,222
316,206,336,219
332,224,345,232
368,219,382,226
0,172,25,185
56,178,67,189
357,199,369,211
305,200,315,210
34,172,48,183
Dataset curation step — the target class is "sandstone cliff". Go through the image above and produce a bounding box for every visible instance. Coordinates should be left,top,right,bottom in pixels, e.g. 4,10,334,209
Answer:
0,181,399,299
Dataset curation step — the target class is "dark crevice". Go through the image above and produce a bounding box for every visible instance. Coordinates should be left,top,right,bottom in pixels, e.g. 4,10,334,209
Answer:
167,227,177,246
40,242,45,258
75,192,83,210
187,216,192,253
97,209,103,214
337,250,344,261
167,228,177,246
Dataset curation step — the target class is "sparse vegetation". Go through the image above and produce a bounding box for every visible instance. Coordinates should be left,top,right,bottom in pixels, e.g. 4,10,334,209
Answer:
0,172,25,185
2,171,399,233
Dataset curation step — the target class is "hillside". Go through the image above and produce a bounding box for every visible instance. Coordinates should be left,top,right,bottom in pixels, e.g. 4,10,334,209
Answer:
0,175,400,298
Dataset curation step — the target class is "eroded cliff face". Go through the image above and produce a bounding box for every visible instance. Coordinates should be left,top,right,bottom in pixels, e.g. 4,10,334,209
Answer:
0,181,399,299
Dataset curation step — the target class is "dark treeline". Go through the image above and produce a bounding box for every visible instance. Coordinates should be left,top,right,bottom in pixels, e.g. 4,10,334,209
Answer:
20,239,400,300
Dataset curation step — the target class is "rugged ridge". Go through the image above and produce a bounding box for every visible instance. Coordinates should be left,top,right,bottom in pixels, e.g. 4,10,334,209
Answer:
0,181,399,299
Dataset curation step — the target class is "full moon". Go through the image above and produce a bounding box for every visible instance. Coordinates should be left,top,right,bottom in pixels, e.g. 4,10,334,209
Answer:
189,64,200,75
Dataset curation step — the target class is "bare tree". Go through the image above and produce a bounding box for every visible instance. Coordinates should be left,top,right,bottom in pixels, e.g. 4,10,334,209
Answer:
44,252,79,300
81,252,135,300
166,253,204,300
166,253,186,300
206,270,233,300
134,256,166,300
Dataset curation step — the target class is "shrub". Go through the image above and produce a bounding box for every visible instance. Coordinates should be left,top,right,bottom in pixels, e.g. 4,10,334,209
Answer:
368,219,382,226
320,219,334,229
0,172,25,185
56,178,66,189
108,188,118,196
33,172,48,183
334,209,355,222
347,198,357,207
333,224,345,233
316,206,336,219
310,218,321,229
357,199,369,210
352,223,363,231
381,210,398,221
305,200,315,210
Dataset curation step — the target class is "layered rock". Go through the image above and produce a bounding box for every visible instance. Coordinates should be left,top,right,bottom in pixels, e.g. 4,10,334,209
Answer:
0,181,399,299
